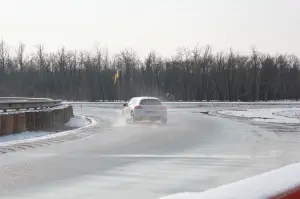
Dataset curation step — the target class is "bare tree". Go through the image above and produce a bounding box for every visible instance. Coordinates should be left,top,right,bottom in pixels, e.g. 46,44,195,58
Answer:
0,40,299,102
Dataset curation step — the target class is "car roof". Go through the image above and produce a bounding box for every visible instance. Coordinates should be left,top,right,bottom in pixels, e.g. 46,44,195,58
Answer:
131,96,160,101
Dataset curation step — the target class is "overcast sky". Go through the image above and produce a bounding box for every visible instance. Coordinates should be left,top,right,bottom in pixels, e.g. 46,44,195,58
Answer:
0,0,299,57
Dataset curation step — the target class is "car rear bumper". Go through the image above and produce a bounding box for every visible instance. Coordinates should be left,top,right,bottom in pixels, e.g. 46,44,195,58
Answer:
135,116,163,121
133,110,167,120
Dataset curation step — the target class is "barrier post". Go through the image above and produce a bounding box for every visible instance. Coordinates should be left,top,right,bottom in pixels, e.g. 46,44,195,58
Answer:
0,115,2,135
1,114,14,135
25,111,35,131
43,111,53,129
13,112,26,133
34,111,42,130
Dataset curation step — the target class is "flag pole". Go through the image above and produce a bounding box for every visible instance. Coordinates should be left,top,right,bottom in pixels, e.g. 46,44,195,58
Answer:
114,70,119,101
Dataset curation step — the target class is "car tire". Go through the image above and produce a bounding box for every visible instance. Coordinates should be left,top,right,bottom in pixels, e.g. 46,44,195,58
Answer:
130,110,136,123
132,116,137,124
125,117,131,124
161,118,167,124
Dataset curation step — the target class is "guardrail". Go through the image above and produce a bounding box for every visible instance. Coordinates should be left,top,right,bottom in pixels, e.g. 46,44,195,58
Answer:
0,98,73,137
0,98,62,112
0,97,53,101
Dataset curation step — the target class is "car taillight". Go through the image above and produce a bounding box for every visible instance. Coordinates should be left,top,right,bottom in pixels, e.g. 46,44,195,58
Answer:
135,105,142,109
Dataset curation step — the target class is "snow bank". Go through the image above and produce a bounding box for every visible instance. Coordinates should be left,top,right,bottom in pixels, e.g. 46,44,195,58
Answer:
0,131,49,145
65,115,90,128
0,115,94,147
274,109,300,119
160,163,300,199
218,108,300,123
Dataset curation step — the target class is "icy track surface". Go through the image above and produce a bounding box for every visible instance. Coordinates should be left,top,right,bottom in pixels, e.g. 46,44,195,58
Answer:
218,107,300,123
160,162,300,199
0,104,300,199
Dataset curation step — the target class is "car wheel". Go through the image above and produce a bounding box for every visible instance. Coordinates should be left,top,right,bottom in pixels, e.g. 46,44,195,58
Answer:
161,118,167,124
125,117,131,124
130,110,136,123
132,116,137,123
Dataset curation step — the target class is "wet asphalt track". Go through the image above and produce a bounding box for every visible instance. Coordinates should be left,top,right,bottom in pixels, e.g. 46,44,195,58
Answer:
1,105,300,199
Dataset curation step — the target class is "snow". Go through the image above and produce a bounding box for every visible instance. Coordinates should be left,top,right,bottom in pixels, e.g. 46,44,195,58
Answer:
0,131,49,145
65,115,91,128
0,115,95,147
160,163,300,199
218,108,300,123
275,109,300,119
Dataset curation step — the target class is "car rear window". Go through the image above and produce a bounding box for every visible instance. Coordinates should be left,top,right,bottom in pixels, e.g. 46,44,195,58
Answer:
129,98,137,105
140,99,162,105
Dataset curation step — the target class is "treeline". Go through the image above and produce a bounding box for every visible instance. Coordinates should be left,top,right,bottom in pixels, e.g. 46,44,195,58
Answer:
0,40,300,101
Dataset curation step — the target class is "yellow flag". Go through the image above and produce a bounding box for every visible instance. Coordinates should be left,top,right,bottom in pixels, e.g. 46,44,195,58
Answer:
114,71,119,84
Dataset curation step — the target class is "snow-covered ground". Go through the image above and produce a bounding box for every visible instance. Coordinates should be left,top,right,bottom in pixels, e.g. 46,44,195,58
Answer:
65,115,90,128
160,163,300,199
0,115,93,146
0,131,49,144
218,108,300,123
275,109,300,119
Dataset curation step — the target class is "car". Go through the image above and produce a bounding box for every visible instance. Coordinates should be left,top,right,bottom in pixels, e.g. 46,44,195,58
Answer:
122,96,167,124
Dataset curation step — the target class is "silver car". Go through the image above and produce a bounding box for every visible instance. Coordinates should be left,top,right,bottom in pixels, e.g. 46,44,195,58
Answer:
122,97,167,124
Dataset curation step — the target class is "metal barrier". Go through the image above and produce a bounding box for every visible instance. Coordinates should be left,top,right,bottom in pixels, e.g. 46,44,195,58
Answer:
0,97,62,112
0,97,53,101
